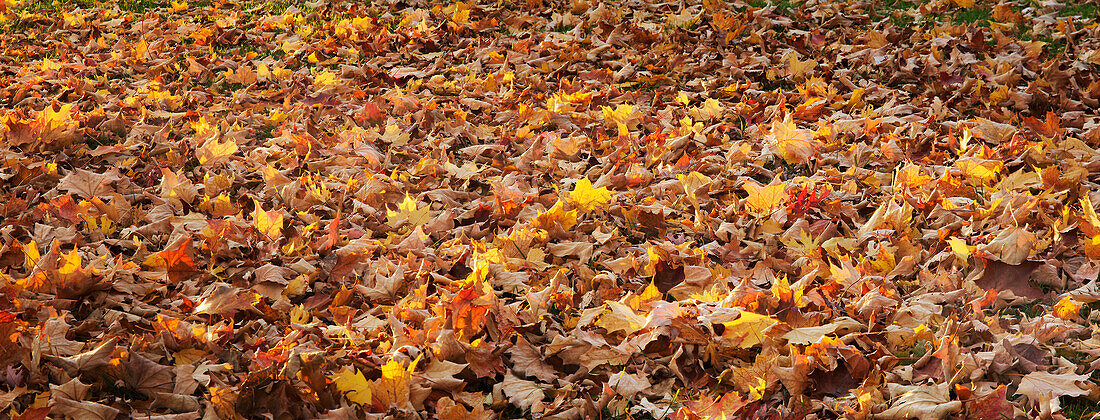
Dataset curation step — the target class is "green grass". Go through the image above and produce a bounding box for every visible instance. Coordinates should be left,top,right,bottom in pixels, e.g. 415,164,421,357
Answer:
746,0,794,13
1063,397,1100,420
117,0,160,13
1059,2,1098,18
953,7,992,24
239,0,320,15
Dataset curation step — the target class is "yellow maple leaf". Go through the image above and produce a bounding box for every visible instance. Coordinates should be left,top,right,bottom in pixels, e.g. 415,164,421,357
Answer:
946,237,973,265
190,116,216,139
533,200,578,231
23,240,40,270
380,124,410,146
723,311,778,348
170,0,188,12
602,103,634,136
371,356,420,408
596,301,648,335
675,91,691,106
569,178,611,213
789,54,817,79
956,158,1001,185
57,249,82,275
386,194,431,227
678,171,712,210
331,368,372,405
743,181,787,217
627,281,660,311
252,199,284,240
768,115,820,165
313,69,338,89
690,98,723,121
197,137,238,165
290,304,310,324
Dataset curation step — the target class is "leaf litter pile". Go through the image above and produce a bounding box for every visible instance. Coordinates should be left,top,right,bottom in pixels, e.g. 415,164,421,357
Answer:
2,0,1100,418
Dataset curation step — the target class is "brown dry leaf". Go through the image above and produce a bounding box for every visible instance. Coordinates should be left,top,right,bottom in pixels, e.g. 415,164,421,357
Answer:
956,384,1015,420
981,226,1036,266
975,259,1046,300
192,283,256,317
1016,371,1090,405
595,301,648,335
498,373,544,412
607,371,651,398
57,168,121,199
875,383,962,420
50,398,119,420
507,336,558,382
48,337,118,375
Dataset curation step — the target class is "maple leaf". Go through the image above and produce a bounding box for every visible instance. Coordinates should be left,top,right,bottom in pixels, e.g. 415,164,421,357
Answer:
722,311,778,348
331,368,372,405
498,373,544,412
689,98,723,121
143,236,198,283
955,384,1014,420
743,181,787,217
196,136,238,165
767,115,820,165
975,259,1045,300
57,168,122,199
596,301,648,335
602,103,635,136
607,371,651,398
449,286,492,340
1016,371,1090,406
193,283,257,317
876,383,962,420
436,396,492,420
48,337,118,375
371,357,419,410
788,54,817,79
387,193,431,227
532,200,578,231
1053,297,1081,320
674,392,749,419
251,199,285,240
678,171,711,210
568,177,611,213
980,226,1036,266
508,336,558,382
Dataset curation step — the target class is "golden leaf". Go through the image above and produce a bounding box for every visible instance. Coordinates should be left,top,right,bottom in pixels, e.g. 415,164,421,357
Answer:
595,301,647,335
743,181,787,217
789,54,817,79
946,237,973,264
768,115,820,165
371,356,420,409
197,137,238,166
386,193,431,227
722,311,778,348
251,199,284,240
1053,297,1081,320
331,368,372,405
533,200,578,231
569,178,611,213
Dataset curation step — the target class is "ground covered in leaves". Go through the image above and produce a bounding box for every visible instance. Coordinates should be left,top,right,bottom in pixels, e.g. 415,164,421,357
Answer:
1,0,1100,418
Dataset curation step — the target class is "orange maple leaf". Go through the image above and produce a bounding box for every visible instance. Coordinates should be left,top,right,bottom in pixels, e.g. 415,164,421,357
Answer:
144,237,198,283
